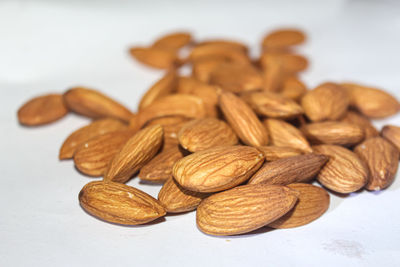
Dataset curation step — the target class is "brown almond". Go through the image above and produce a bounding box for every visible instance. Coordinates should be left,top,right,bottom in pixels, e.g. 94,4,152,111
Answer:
269,183,330,228
173,146,265,193
313,145,369,193
79,181,165,225
152,32,192,51
189,43,250,64
104,125,163,183
197,39,248,53
63,87,133,122
248,154,328,185
178,118,238,152
257,146,303,161
59,118,127,160
261,56,285,92
261,52,308,74
281,76,307,101
354,137,399,191
262,29,306,48
341,111,379,139
147,116,191,149
196,184,299,236
301,82,349,122
192,58,225,83
129,46,178,69
17,94,68,126
382,125,400,152
219,91,269,146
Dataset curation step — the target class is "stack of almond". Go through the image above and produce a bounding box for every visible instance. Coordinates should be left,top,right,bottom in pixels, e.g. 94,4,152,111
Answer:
17,29,400,236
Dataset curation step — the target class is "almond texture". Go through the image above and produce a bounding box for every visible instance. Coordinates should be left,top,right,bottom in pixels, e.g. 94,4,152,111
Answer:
382,125,400,152
341,111,379,139
129,47,179,69
257,146,303,161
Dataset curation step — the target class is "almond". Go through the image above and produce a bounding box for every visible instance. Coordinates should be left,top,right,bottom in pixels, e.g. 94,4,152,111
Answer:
63,87,134,122
178,118,238,152
73,130,134,177
261,56,285,92
152,32,192,51
262,29,306,48
219,91,269,146
17,94,68,126
59,118,127,160
261,52,308,74
158,178,210,213
79,181,165,225
381,125,400,152
302,121,364,147
301,82,349,122
189,43,250,64
104,125,163,183
248,154,328,185
196,184,299,236
264,119,312,153
129,46,178,69
173,146,264,192
269,183,329,228
257,146,303,161
281,76,307,101
354,137,399,191
197,39,248,53
313,145,368,193
192,58,225,82
341,111,379,139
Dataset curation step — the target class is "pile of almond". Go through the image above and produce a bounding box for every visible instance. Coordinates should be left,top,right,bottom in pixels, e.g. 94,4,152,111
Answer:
17,29,400,236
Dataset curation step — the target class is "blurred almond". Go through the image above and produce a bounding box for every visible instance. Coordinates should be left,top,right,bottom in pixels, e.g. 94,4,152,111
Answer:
257,146,302,161
262,29,306,48
152,32,192,51
381,125,400,152
281,76,307,101
261,52,308,74
341,111,379,139
197,39,248,53
129,46,178,69
189,43,250,64
261,56,285,92
192,58,225,82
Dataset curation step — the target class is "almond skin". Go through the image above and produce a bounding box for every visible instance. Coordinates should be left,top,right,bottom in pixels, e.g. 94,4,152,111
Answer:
261,55,285,92
302,121,364,147
264,119,312,153
158,178,210,213
73,130,134,177
129,46,179,69
152,32,192,51
260,52,308,74
281,76,307,101
262,29,306,48
219,91,269,147
59,118,128,160
269,183,330,229
192,58,225,83
341,111,379,139
79,181,166,225
354,137,399,191
197,39,248,53
178,118,238,152
189,43,250,64
104,125,163,183
248,154,328,185
17,94,68,126
301,83,349,122
381,125,400,152
257,146,303,161
196,184,299,236
173,146,265,193
313,145,368,194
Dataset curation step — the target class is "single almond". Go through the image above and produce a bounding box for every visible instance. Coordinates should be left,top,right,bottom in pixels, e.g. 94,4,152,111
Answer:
178,118,238,152
17,93,68,126
104,125,163,183
196,184,299,236
302,121,364,147
129,46,178,69
197,39,248,53
381,125,400,152
219,91,269,146
189,43,250,64
63,87,134,122
261,56,285,92
73,130,134,177
262,28,306,48
281,76,307,101
301,82,349,122
341,111,379,139
257,146,303,161
248,154,328,185
173,146,265,193
313,145,369,194
354,137,399,191
79,181,165,225
192,58,225,82
152,32,192,51
59,118,127,160
269,183,330,229
261,52,308,74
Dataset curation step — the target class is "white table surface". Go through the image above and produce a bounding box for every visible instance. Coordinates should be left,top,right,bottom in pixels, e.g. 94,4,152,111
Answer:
1,0,400,266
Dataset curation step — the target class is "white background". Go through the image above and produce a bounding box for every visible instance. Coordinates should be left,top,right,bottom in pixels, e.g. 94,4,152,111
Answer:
1,0,400,266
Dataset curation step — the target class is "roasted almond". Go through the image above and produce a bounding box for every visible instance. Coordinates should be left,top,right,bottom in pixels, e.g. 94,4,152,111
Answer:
354,137,399,191
269,183,329,229
248,154,328,185
281,76,307,101
173,146,264,192
262,29,306,48
257,146,303,161
381,125,400,152
341,111,379,139
313,145,368,194
17,94,68,126
152,32,192,51
196,184,299,236
178,118,238,152
79,181,165,225
104,125,163,183
129,46,178,69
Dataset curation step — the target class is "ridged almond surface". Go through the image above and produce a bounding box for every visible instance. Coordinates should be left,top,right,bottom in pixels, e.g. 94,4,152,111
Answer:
196,184,299,236
73,130,134,177
17,94,68,126
262,29,306,48
281,76,307,101
173,146,265,193
354,137,399,191
219,91,269,146
342,83,400,118
139,146,184,183
152,32,192,51
104,125,163,183
178,118,238,152
147,116,191,149
301,83,349,122
261,52,308,74
264,119,312,153
129,46,178,69
302,121,364,147
241,91,303,119
59,118,127,159
269,183,329,228
248,154,328,185
63,87,133,122
79,181,165,225
381,125,400,151
313,145,368,194
341,111,379,139
257,146,302,161
158,178,210,213
189,43,250,64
